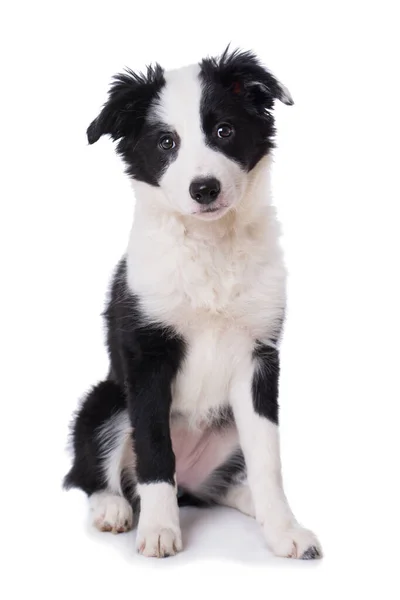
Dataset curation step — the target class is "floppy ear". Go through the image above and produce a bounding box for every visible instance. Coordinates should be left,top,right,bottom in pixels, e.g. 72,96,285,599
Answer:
201,47,293,112
87,64,165,145
243,77,293,108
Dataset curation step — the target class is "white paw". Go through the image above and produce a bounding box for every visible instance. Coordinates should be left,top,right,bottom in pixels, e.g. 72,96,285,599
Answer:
266,525,322,559
136,526,182,558
90,492,133,534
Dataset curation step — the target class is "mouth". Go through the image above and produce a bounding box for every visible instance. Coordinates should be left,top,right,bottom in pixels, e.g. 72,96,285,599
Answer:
192,204,230,220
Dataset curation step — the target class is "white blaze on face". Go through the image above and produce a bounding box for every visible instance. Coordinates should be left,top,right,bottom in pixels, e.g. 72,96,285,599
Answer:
151,64,246,218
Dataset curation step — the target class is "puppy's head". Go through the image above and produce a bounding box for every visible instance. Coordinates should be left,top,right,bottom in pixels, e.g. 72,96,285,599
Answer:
88,48,293,220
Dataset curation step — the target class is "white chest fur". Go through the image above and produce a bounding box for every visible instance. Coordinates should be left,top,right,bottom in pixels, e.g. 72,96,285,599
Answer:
127,175,286,424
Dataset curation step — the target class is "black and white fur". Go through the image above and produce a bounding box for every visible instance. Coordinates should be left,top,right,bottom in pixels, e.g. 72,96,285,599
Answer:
65,48,322,560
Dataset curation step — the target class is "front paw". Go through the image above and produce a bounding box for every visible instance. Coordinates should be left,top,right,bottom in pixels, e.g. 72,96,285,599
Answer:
265,525,322,560
136,526,183,558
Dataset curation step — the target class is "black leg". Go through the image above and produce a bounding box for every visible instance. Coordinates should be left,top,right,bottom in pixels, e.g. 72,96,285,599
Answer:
120,325,186,557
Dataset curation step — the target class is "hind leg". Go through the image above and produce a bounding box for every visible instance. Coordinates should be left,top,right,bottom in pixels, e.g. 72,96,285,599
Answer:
218,482,255,517
65,380,138,533
90,491,134,533
89,421,137,535
89,410,138,534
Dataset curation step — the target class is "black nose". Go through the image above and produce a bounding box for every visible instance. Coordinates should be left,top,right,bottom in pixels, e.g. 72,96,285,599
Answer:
189,177,221,204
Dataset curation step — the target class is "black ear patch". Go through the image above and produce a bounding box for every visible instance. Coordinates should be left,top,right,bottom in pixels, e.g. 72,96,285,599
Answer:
87,64,166,144
86,64,175,186
200,47,293,112
199,48,293,171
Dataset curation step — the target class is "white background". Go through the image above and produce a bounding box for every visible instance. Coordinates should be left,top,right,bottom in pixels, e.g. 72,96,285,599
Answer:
1,1,399,598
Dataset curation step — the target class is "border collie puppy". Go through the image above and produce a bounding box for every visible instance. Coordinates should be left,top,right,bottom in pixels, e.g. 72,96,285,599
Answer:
64,48,322,560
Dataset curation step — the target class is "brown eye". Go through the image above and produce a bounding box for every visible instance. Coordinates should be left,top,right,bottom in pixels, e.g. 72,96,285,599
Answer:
159,134,175,150
217,123,234,139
